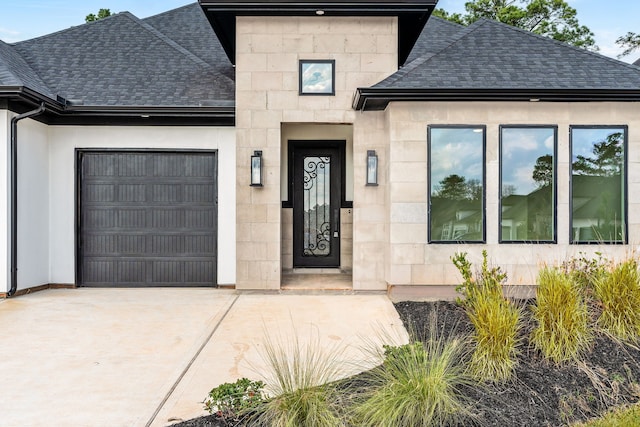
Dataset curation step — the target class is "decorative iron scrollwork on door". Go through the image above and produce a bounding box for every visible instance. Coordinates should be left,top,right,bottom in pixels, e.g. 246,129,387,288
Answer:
303,156,331,257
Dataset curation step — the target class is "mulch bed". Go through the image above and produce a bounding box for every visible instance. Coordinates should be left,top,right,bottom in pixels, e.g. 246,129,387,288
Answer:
172,300,640,427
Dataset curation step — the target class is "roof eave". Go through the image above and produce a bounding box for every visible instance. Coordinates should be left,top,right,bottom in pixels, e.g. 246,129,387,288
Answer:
353,88,640,111
56,105,236,125
0,89,236,126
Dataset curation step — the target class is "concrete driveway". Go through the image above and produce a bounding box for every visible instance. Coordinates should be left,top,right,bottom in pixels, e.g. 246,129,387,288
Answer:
0,289,407,427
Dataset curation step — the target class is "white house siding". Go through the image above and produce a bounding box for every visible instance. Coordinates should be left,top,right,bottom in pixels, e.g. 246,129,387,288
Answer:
16,118,50,291
48,126,236,286
384,101,640,291
0,110,8,292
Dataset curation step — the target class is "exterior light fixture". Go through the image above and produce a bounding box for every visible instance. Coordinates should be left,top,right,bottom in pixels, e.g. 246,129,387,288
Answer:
250,150,263,187
366,150,378,186
316,10,325,15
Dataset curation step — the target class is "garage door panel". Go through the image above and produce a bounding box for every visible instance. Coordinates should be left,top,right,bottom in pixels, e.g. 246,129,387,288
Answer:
184,184,215,203
185,156,215,177
151,209,216,229
185,210,216,228
83,260,117,283
118,154,146,176
117,209,147,228
117,184,146,202
152,260,214,283
84,234,147,256
152,184,182,202
84,155,115,176
117,261,147,283
80,151,217,287
84,209,117,228
85,184,115,202
151,234,215,255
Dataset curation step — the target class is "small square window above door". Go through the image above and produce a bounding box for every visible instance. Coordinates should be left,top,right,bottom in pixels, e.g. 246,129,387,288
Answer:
299,60,335,95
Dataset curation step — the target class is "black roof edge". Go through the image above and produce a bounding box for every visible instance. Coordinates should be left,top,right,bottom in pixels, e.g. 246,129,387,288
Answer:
198,1,438,14
353,88,640,111
0,86,63,111
1,88,236,126
199,0,437,66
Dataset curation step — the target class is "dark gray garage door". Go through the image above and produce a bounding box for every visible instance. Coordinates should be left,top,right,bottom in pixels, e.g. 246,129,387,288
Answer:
79,151,217,287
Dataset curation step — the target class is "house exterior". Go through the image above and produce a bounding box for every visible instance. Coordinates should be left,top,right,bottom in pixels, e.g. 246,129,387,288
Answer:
2,1,640,298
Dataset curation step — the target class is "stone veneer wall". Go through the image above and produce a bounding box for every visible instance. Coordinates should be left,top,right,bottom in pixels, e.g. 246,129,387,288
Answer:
352,111,390,290
235,16,397,289
385,101,640,289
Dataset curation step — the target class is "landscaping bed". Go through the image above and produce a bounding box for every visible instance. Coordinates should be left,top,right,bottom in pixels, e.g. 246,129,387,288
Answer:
172,298,640,427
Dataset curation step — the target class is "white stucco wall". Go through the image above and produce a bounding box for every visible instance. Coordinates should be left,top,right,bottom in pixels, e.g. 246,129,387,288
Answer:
48,125,236,286
17,118,50,290
0,110,8,293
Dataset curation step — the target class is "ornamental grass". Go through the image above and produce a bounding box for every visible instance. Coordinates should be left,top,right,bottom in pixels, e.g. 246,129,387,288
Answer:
352,319,473,427
249,331,347,427
531,267,592,364
452,251,522,383
594,258,640,342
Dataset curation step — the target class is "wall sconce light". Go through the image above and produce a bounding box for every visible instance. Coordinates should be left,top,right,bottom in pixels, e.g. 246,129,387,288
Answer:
366,150,378,186
250,150,263,187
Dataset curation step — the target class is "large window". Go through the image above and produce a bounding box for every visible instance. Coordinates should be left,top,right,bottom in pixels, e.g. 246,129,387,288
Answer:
500,126,557,242
428,126,485,242
570,126,627,243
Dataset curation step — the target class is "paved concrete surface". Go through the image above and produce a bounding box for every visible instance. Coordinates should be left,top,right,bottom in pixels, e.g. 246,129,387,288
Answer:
0,289,408,427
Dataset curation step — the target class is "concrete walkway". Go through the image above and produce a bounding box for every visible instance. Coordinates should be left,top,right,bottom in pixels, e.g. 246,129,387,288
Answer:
0,289,408,427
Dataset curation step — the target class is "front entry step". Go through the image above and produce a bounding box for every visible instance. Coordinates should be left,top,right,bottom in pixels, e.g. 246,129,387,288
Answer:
281,272,352,291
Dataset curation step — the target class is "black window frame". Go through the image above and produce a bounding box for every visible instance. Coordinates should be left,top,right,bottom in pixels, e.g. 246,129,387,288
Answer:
299,59,336,96
499,125,558,244
428,125,487,244
569,125,628,245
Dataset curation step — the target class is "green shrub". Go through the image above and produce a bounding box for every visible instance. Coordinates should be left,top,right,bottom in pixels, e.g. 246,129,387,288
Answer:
249,332,346,427
531,267,592,364
204,378,265,422
452,251,521,382
354,329,472,426
452,250,505,305
594,258,640,342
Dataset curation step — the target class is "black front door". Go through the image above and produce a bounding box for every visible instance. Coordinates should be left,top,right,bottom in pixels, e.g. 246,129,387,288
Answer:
293,147,341,267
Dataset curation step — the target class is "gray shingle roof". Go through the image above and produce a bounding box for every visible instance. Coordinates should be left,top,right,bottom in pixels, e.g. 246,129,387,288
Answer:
405,16,464,64
376,18,640,90
11,10,234,107
0,40,53,98
4,3,640,112
143,3,233,80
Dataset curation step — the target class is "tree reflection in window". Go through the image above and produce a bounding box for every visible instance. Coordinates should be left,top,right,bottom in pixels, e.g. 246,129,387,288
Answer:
500,127,556,242
429,127,485,242
571,127,626,243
